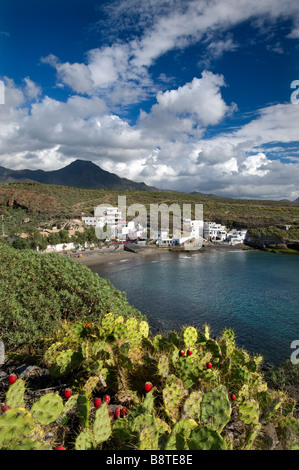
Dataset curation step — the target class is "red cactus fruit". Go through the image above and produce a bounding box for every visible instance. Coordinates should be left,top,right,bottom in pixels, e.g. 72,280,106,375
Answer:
63,389,72,399
8,374,17,384
1,405,10,413
144,382,153,393
94,398,102,409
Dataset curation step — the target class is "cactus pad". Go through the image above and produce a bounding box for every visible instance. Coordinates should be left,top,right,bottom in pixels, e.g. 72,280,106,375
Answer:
157,355,169,378
239,399,260,425
30,393,64,425
75,429,94,450
183,327,198,347
188,425,227,450
0,408,34,447
6,378,26,409
77,390,90,427
93,403,112,444
139,321,149,338
182,390,202,420
200,388,231,431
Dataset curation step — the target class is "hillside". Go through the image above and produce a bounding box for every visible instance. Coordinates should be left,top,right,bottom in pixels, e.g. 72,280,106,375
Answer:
1,182,299,233
0,160,156,191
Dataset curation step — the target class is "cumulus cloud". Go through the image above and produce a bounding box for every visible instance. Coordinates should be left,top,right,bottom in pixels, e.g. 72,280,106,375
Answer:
1,0,299,199
138,72,235,143
41,0,299,103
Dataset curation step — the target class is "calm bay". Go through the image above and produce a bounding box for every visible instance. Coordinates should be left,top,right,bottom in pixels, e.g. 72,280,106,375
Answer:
90,249,299,366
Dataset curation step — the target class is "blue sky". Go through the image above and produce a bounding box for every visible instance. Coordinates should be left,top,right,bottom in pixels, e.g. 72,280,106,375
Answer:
1,0,299,199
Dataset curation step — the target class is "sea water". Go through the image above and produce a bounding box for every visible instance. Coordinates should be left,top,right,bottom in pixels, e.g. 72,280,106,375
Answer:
91,250,299,365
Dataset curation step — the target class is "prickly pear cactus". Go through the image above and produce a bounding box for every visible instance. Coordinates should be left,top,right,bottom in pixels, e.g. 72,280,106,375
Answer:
164,418,197,450
139,426,159,450
93,402,112,444
75,428,94,450
10,437,49,450
63,393,78,415
101,312,115,335
143,389,154,413
0,408,34,448
200,387,231,431
243,423,262,450
162,378,187,423
206,339,221,363
139,321,149,338
125,317,138,331
174,355,202,389
231,348,249,365
183,327,198,347
219,336,235,359
6,378,26,409
114,315,124,325
49,349,78,377
30,393,64,425
230,364,251,388
239,399,260,426
188,425,227,450
246,356,263,373
157,355,170,378
182,390,202,420
113,322,128,341
77,390,89,427
83,376,100,397
203,324,210,341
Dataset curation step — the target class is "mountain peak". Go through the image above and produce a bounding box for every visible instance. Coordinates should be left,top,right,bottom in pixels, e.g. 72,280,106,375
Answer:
66,159,97,168
0,159,156,191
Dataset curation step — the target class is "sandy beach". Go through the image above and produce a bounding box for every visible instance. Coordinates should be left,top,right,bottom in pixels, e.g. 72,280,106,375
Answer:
67,245,166,267
61,242,249,268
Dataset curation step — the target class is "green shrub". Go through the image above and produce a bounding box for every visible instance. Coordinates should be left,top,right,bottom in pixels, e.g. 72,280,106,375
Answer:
0,243,144,350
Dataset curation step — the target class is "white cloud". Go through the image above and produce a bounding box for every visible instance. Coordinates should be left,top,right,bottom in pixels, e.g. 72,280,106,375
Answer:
41,0,299,103
1,0,299,200
155,72,231,126
23,77,42,100
242,153,271,176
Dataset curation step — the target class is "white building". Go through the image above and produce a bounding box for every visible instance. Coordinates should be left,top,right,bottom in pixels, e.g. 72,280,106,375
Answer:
82,207,146,241
203,222,227,242
184,219,203,239
227,229,247,245
82,206,123,240
156,219,203,246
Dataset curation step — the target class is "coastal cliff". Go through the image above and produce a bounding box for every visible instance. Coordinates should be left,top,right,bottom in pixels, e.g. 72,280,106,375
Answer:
245,226,299,251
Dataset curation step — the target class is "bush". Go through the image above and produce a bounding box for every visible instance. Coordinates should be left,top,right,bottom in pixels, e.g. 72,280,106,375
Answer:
0,243,144,350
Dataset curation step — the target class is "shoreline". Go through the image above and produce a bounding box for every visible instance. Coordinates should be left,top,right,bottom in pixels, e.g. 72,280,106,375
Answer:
67,243,251,268
69,246,168,267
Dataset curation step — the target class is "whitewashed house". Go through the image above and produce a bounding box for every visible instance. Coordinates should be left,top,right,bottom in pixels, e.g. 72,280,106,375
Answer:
203,222,227,242
82,206,123,240
121,221,147,240
156,219,203,246
82,206,146,241
227,229,247,245
184,219,203,239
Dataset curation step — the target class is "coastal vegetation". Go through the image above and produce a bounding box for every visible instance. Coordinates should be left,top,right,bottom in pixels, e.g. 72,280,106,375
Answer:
0,243,298,450
1,182,299,232
0,241,144,350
